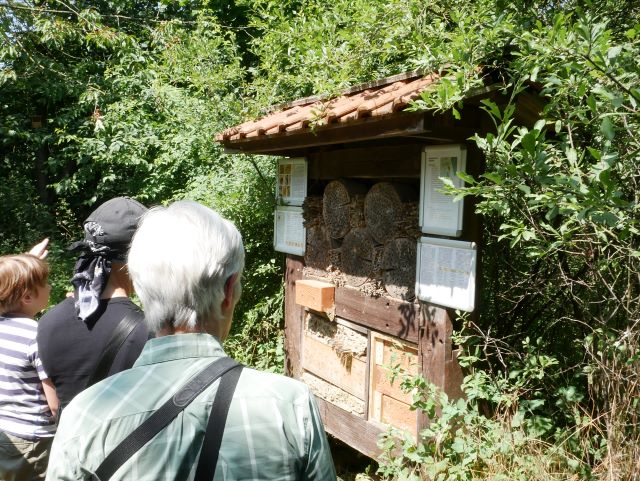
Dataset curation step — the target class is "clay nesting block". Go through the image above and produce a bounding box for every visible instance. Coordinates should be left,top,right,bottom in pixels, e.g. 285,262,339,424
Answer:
295,280,335,313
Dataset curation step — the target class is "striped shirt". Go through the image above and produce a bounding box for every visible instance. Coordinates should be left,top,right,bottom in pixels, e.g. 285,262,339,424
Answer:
47,333,337,481
0,315,55,440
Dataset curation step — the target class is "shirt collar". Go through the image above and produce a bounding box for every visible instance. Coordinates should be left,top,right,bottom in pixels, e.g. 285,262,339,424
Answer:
134,333,227,367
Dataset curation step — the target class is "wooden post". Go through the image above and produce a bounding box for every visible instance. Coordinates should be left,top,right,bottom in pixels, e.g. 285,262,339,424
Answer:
284,256,305,377
417,303,466,428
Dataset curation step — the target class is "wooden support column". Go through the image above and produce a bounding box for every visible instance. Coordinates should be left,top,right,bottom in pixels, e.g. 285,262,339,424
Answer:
418,303,463,429
284,256,305,378
420,304,450,390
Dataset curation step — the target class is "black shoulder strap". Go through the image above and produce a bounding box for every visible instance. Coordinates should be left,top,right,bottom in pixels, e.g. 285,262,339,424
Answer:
93,357,241,481
194,364,243,481
87,309,144,388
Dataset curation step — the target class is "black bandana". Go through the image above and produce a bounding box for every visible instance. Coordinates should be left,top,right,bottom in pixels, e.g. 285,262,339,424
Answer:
69,241,116,322
67,197,148,321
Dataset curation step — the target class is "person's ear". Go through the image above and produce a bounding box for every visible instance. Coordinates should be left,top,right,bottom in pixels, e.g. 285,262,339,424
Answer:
22,291,34,305
18,291,35,314
221,273,240,310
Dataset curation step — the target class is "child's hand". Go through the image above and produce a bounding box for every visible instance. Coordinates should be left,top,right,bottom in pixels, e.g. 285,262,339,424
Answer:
28,238,50,259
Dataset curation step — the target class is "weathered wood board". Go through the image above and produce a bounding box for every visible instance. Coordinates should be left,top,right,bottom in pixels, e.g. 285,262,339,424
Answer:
302,334,367,399
368,331,419,439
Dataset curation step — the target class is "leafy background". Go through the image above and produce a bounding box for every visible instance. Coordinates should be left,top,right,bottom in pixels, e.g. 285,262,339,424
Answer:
2,0,639,479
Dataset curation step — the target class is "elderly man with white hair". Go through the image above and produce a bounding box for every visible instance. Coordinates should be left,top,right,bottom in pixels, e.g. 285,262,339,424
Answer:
45,201,337,481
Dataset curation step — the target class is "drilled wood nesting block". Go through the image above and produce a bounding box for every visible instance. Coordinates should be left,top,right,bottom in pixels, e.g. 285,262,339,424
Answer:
295,279,335,312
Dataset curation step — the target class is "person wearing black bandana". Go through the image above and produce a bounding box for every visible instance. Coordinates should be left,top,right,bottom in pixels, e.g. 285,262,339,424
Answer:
37,197,152,413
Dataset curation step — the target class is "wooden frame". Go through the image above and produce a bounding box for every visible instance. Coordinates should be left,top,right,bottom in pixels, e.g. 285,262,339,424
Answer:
237,81,523,459
215,79,549,458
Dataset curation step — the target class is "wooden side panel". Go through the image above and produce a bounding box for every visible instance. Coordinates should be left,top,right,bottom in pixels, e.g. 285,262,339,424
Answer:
368,331,419,439
315,396,384,459
302,334,367,399
334,286,420,342
284,256,305,377
371,392,418,437
369,364,413,405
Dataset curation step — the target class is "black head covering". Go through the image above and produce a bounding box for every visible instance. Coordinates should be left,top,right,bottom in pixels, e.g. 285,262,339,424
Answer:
68,197,148,321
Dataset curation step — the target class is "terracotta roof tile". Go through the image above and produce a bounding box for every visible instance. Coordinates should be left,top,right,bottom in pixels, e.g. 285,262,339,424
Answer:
216,72,441,143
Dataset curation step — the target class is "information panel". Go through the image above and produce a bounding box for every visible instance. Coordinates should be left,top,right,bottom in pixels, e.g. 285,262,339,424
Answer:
274,206,306,256
277,158,307,206
419,145,466,237
415,237,476,312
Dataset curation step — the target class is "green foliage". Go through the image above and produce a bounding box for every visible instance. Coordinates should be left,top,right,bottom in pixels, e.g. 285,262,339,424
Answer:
245,0,449,108
378,328,589,481
380,6,640,480
183,155,284,369
3,0,640,476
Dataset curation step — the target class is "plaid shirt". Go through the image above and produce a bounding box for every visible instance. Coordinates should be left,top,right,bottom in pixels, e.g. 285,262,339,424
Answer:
46,333,336,481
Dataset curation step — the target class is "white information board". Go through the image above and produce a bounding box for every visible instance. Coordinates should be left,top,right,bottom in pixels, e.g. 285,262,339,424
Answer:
415,237,476,312
277,158,307,206
274,206,306,256
419,145,466,237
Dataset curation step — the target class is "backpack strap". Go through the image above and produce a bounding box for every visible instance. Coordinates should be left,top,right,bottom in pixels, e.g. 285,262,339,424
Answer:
194,363,243,481
87,309,145,388
93,357,242,481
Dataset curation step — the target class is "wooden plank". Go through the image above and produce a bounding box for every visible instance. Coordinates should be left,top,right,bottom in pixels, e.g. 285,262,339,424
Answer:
369,332,419,407
308,144,422,179
364,331,371,419
221,112,427,154
303,371,365,416
372,334,419,373
419,304,450,390
302,334,367,399
378,393,418,438
284,256,305,377
370,367,413,405
369,331,419,438
315,396,384,459
334,285,420,342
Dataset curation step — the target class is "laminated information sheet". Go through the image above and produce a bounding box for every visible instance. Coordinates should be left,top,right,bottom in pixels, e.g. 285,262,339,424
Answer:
419,145,466,237
415,237,476,311
277,158,307,206
274,206,306,255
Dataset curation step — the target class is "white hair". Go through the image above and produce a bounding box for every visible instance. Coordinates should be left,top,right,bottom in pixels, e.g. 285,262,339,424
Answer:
128,200,244,332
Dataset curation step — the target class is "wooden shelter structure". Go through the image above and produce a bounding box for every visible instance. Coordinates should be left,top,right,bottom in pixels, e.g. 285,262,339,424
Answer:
216,71,543,458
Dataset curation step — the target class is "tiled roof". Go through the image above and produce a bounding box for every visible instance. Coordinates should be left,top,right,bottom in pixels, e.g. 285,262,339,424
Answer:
216,72,439,142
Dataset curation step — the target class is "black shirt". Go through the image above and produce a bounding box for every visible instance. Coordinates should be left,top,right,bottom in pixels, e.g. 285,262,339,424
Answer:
37,297,151,409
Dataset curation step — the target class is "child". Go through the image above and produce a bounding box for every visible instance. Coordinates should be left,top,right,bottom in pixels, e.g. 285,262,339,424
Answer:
0,254,58,481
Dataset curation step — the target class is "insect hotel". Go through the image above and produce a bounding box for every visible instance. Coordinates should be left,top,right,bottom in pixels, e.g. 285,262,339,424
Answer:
216,72,542,457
